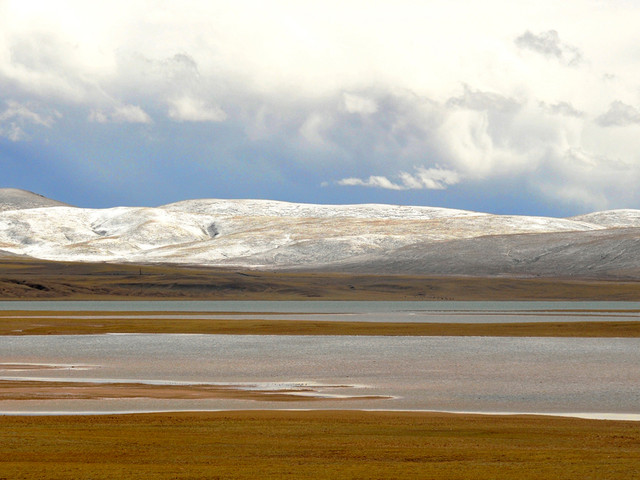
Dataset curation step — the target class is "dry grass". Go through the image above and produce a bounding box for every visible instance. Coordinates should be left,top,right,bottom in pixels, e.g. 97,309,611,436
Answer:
1,313,639,336
0,411,638,479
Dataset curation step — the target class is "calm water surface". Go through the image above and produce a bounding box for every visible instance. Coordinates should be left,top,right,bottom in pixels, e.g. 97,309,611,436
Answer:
1,300,639,312
2,334,639,416
2,300,639,323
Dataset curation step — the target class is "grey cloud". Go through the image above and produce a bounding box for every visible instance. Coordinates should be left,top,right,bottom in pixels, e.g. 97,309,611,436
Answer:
117,52,203,91
290,88,445,166
161,53,201,84
515,30,583,66
596,101,640,127
230,88,452,187
540,101,584,118
169,54,199,73
446,86,520,113
111,52,227,122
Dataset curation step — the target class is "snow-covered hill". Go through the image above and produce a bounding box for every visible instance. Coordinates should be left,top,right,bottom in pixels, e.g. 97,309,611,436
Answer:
571,209,640,228
1,189,639,278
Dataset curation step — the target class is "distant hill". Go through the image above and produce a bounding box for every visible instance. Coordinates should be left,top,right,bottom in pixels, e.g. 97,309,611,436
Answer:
1,188,639,279
0,188,71,212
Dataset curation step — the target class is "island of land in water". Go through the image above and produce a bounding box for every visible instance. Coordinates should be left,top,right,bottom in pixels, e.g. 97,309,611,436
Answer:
1,312,639,336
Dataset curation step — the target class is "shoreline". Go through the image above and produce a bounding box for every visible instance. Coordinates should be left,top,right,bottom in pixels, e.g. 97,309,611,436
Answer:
1,408,639,422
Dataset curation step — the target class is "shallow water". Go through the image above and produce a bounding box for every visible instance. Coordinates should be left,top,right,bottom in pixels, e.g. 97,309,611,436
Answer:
2,334,639,416
3,311,640,323
1,299,639,312
2,300,639,325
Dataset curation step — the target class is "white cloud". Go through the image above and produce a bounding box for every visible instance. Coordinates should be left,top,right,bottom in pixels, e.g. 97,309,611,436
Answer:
337,167,460,191
0,100,57,126
168,96,226,122
338,175,405,190
0,100,60,140
89,104,151,124
343,93,378,115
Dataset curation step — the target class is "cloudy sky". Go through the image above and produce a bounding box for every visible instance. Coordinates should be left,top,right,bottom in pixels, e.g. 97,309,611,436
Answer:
2,0,640,215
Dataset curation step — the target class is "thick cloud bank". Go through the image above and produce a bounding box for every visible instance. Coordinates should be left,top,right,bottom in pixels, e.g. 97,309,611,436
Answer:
2,0,640,214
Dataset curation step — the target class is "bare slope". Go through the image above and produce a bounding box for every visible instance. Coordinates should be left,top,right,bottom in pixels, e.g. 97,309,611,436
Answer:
310,228,640,279
0,188,70,212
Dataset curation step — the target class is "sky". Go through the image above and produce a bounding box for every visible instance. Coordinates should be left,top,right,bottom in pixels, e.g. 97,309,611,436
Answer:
2,0,640,216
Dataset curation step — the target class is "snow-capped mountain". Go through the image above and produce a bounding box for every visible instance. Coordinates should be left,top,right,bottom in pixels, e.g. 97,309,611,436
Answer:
1,189,639,278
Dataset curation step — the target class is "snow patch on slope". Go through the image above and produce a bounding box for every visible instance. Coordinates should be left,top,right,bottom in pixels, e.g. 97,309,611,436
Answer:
161,198,486,220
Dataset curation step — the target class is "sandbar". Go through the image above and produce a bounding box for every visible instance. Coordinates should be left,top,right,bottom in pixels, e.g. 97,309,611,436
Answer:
0,378,389,402
1,312,639,336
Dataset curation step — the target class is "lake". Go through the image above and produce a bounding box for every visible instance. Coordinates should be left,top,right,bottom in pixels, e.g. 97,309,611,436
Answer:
2,333,639,418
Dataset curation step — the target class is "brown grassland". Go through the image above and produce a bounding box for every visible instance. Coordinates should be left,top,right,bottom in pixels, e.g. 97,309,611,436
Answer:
2,257,640,300
0,411,639,479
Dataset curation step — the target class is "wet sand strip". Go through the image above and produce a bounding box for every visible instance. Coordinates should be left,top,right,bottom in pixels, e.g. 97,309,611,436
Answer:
1,315,639,336
0,379,388,402
1,410,638,479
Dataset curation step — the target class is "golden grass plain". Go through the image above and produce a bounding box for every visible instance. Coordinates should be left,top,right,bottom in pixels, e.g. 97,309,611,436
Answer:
1,411,638,479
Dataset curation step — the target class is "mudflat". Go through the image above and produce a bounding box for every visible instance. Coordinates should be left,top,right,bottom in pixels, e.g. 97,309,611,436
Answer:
1,312,639,336
1,410,638,479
